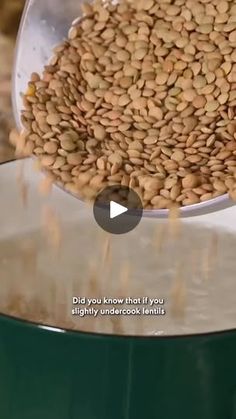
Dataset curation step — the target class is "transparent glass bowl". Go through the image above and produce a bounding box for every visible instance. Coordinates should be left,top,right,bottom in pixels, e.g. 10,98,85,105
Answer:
12,0,235,218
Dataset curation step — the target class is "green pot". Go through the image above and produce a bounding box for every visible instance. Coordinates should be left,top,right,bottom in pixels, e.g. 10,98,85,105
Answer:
0,314,236,419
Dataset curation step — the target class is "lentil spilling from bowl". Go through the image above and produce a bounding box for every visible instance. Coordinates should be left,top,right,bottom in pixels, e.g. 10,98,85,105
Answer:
19,0,236,209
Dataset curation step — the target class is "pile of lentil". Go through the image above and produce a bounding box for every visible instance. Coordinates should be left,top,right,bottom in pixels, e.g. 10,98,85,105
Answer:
20,0,236,209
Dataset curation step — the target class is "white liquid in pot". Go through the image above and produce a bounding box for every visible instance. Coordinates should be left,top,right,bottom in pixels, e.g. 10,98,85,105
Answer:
0,217,235,336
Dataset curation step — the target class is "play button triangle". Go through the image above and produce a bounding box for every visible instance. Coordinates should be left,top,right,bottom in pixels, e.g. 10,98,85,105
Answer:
110,201,128,219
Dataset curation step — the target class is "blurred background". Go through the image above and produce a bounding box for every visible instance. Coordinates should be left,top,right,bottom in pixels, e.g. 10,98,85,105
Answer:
0,0,25,163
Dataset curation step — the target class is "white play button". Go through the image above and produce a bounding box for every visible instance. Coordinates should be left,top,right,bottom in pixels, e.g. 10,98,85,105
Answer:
93,185,143,234
110,201,128,219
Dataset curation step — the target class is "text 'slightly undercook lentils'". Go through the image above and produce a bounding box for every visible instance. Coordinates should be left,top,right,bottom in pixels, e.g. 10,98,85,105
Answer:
18,0,236,209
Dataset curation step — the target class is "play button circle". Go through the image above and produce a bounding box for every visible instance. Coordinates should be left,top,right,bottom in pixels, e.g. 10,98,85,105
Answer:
93,185,143,235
